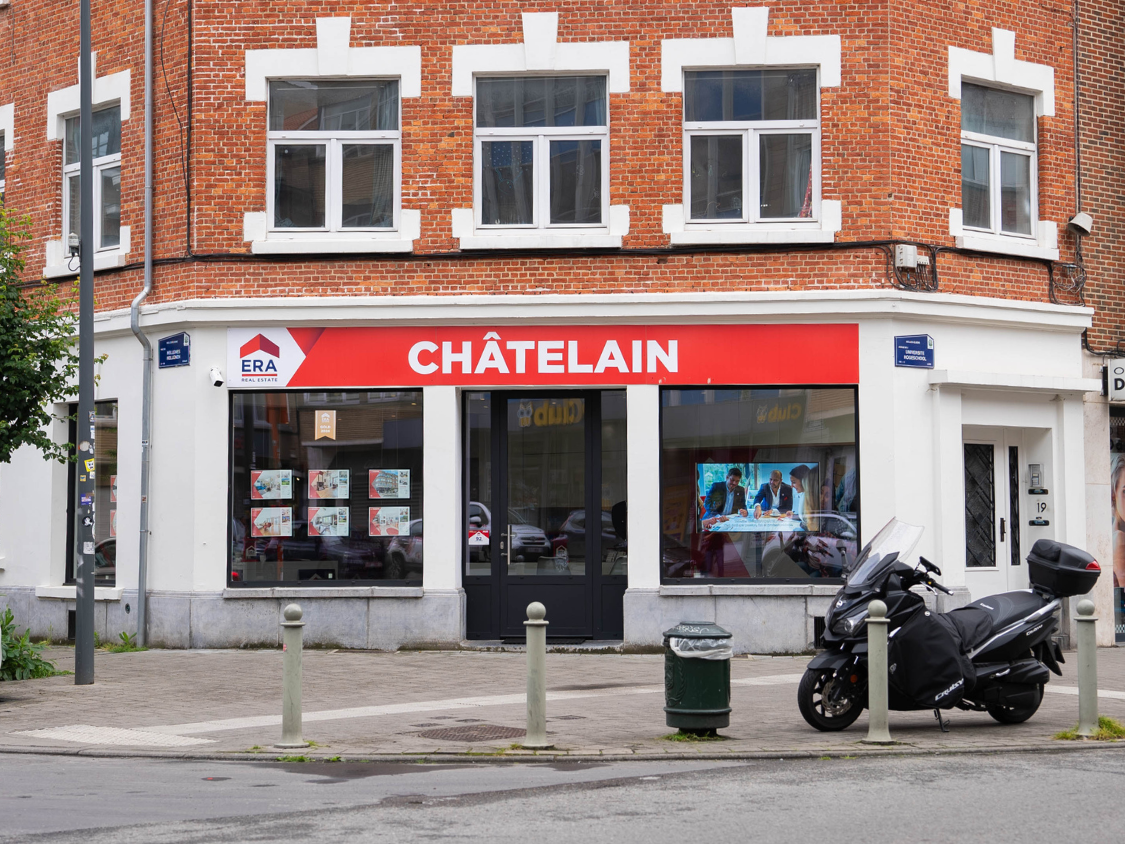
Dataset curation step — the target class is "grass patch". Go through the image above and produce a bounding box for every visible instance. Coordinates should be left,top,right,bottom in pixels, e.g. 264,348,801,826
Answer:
276,755,311,762
1055,717,1125,741
661,730,727,742
325,756,341,763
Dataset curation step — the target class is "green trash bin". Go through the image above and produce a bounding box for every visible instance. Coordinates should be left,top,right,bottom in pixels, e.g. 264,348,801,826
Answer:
663,621,733,733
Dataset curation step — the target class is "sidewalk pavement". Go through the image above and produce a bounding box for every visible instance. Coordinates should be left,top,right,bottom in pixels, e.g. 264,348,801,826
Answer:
2,644,1125,762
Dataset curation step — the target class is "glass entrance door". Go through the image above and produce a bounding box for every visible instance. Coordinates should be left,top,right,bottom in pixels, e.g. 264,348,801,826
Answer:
464,391,628,640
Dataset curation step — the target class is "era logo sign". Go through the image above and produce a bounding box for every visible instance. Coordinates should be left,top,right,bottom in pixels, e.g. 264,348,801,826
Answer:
240,334,281,380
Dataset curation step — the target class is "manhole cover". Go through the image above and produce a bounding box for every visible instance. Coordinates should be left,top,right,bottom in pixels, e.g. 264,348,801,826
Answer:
418,724,527,742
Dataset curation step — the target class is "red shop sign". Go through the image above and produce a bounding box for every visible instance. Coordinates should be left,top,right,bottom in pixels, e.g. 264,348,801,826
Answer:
226,324,858,388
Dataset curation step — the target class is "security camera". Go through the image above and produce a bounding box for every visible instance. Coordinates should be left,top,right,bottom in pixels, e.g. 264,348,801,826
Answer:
209,367,225,387
1067,212,1093,237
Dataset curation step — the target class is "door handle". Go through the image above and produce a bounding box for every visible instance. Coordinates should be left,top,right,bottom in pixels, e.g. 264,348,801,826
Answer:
1000,517,1006,541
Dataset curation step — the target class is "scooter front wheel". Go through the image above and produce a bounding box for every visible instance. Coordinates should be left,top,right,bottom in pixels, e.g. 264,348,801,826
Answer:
798,668,864,731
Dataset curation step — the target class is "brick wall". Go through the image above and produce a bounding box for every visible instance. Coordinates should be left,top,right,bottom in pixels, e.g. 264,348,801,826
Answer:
0,1,1086,314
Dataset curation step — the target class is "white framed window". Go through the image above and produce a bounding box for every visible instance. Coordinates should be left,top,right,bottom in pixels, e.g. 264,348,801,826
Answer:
474,75,609,231
947,28,1057,260
62,106,122,251
0,132,6,199
959,82,1035,239
0,102,13,202
683,68,819,224
267,79,400,233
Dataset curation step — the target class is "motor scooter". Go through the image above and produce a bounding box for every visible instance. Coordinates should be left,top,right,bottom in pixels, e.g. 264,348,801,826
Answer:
798,519,1100,731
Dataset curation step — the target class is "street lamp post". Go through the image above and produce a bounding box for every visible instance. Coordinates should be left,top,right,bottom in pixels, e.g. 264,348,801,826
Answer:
73,0,96,686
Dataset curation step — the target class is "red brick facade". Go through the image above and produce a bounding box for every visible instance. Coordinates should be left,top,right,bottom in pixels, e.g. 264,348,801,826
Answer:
0,1,1094,315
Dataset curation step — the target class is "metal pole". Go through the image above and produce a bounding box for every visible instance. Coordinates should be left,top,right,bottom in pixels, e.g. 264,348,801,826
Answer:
130,0,155,646
277,603,306,748
1076,598,1098,737
73,0,96,686
862,599,893,744
523,602,552,749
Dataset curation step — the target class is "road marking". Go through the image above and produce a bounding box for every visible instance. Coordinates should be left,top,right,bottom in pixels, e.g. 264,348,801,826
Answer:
15,726,214,747
1045,685,1125,701
9,673,803,745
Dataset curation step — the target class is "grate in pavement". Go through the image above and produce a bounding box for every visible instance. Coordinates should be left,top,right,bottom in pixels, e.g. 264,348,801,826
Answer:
551,715,586,720
417,724,526,742
410,723,441,727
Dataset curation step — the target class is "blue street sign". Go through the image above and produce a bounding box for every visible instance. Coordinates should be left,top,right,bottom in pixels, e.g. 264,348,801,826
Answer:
158,332,191,369
894,334,934,369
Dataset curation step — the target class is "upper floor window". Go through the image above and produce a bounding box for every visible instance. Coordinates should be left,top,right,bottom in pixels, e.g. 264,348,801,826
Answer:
960,82,1035,238
475,76,608,229
268,80,400,232
64,106,121,251
684,69,818,223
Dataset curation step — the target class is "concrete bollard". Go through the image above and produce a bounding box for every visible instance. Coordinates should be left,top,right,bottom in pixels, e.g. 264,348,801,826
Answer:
1076,599,1099,738
277,603,306,749
523,602,553,749
862,599,893,745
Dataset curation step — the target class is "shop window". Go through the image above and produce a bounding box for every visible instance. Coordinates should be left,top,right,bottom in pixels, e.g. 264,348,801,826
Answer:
475,76,609,230
1110,410,1125,643
960,82,1035,238
660,388,858,581
63,106,122,251
683,69,819,223
65,400,119,587
228,390,423,584
268,80,400,232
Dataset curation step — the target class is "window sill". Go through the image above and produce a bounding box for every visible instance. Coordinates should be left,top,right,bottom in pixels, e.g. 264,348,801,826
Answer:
42,227,131,279
662,201,841,245
223,586,424,599
243,210,420,255
949,209,1059,261
36,585,123,601
450,206,629,250
659,583,842,597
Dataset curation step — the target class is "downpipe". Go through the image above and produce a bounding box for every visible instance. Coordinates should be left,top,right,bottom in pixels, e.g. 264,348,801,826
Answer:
129,0,154,646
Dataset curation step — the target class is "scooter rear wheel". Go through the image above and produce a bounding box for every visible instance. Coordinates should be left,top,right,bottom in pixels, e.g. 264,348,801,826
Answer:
798,668,864,731
986,684,1043,724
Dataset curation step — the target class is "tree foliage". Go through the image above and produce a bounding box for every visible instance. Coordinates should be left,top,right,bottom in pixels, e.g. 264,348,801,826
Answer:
0,207,79,464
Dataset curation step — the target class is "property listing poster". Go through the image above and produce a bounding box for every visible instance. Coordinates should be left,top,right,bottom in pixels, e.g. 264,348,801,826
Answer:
369,506,410,536
110,475,118,503
309,469,350,499
251,469,293,500
309,507,350,537
251,507,292,537
369,469,410,499
110,509,117,538
1113,449,1125,642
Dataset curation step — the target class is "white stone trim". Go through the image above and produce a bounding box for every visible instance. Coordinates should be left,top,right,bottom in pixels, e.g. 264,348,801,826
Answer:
663,200,841,245
660,7,842,92
43,225,131,279
0,102,13,151
36,585,123,601
949,208,1059,261
245,210,421,254
948,28,1054,116
948,28,1058,257
930,370,1101,395
450,205,629,250
244,18,422,101
451,12,631,97
45,53,131,141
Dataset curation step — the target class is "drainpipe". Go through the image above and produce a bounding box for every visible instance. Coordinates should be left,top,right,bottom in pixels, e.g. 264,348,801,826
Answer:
129,0,154,645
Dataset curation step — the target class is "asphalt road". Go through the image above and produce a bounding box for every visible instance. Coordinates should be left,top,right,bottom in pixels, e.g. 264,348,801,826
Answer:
3,749,1124,843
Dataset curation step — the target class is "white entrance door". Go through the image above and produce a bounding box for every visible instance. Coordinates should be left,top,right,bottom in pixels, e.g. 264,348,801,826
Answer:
963,429,1029,600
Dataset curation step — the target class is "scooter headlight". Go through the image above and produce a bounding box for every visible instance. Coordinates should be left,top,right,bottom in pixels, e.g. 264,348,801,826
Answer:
841,610,869,635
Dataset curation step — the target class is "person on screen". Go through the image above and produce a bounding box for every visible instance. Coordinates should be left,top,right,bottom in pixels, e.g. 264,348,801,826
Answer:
753,469,793,518
702,467,747,529
789,464,821,527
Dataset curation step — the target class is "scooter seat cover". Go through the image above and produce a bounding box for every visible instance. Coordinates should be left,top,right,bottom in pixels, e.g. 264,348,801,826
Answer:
888,605,972,709
942,606,994,651
961,591,1048,635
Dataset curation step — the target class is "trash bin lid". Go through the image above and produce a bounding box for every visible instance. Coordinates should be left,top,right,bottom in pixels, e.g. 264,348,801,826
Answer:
662,620,732,640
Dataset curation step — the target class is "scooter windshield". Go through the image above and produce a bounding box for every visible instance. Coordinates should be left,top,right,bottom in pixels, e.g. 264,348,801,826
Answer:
846,518,924,587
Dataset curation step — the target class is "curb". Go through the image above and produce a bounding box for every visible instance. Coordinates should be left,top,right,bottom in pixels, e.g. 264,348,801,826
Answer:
0,740,1122,764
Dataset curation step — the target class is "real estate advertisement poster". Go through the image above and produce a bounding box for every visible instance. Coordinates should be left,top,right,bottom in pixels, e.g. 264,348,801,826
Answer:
369,506,410,536
251,507,292,537
308,469,350,500
251,469,293,500
309,506,350,537
1113,449,1125,642
369,469,410,499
